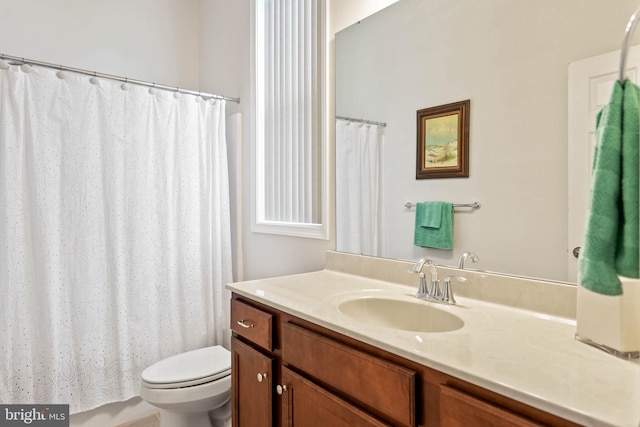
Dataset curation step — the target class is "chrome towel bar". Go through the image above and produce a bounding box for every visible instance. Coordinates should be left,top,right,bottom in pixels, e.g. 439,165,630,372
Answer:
404,202,480,209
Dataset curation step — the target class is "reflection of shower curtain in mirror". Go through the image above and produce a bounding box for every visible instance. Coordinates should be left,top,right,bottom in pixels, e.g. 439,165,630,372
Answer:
0,64,232,413
336,119,384,256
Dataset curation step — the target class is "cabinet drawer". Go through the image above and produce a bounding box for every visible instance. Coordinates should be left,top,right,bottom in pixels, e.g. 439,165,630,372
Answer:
281,322,416,427
231,299,273,351
440,385,543,427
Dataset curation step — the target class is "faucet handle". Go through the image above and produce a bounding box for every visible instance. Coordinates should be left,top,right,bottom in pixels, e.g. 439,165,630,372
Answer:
415,272,428,298
441,275,467,305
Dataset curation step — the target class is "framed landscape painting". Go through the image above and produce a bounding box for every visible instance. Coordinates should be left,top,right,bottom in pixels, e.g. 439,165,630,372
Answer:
416,100,470,179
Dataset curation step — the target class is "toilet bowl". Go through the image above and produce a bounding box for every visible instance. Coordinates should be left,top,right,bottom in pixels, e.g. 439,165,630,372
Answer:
139,345,231,427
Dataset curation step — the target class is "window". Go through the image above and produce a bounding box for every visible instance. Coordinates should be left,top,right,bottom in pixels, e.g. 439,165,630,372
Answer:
252,0,328,239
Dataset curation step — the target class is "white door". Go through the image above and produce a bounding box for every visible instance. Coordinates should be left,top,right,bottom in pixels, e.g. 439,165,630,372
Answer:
567,45,640,282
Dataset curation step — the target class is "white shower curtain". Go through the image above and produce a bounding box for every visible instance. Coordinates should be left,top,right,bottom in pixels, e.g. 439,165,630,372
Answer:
336,119,384,257
0,64,233,413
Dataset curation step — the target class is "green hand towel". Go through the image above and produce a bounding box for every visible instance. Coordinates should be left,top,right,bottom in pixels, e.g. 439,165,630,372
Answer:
420,201,444,228
579,79,640,296
616,81,640,277
414,202,453,250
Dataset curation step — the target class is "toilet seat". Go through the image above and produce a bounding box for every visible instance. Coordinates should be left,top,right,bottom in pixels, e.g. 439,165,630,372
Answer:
141,346,231,390
141,369,231,389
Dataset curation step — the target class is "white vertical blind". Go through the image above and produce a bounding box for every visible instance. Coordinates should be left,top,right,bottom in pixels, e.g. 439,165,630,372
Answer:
259,0,323,225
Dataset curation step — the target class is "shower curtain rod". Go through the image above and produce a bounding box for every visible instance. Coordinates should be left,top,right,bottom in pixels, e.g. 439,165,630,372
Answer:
0,53,240,103
336,115,387,127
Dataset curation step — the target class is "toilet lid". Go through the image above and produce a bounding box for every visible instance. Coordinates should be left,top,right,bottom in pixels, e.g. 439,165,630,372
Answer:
141,345,231,387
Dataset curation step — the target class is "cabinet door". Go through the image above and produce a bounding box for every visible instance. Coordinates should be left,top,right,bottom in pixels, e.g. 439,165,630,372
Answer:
279,366,389,427
232,337,274,427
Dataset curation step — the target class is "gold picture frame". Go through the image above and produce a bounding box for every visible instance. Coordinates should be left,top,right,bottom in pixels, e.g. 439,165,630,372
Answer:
416,99,470,179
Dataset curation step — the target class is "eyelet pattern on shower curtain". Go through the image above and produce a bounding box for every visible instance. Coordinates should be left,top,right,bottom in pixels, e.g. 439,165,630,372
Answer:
0,65,232,413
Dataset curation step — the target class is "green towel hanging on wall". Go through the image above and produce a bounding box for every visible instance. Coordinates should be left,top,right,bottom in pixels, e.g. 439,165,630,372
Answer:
579,79,640,296
414,202,454,250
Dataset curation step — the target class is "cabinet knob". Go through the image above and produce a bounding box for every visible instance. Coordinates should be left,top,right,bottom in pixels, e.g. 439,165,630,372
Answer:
276,384,288,395
257,373,268,382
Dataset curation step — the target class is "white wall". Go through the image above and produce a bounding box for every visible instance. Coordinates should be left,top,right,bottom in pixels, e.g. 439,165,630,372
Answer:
329,0,399,34
0,0,200,89
199,0,250,281
199,0,248,117
336,0,640,282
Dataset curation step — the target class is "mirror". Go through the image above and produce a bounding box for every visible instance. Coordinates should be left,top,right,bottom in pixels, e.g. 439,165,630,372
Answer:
336,0,638,283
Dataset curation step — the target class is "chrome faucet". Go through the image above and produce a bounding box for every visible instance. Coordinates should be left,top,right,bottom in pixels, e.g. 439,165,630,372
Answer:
409,259,469,305
458,251,479,269
408,258,440,300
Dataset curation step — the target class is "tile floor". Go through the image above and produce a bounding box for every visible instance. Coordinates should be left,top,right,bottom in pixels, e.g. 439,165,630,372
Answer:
113,413,160,427
112,413,231,427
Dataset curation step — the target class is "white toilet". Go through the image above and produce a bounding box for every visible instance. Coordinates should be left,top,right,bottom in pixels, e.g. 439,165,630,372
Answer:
139,345,232,427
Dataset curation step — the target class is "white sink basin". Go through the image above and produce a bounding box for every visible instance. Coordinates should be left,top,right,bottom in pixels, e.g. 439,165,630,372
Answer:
338,297,464,333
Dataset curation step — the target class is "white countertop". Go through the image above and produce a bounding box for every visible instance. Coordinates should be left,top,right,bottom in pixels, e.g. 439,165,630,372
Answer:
227,269,640,427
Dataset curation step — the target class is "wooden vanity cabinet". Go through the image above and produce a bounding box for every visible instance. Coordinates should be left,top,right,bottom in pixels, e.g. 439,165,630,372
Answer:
231,297,393,426
230,294,580,427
